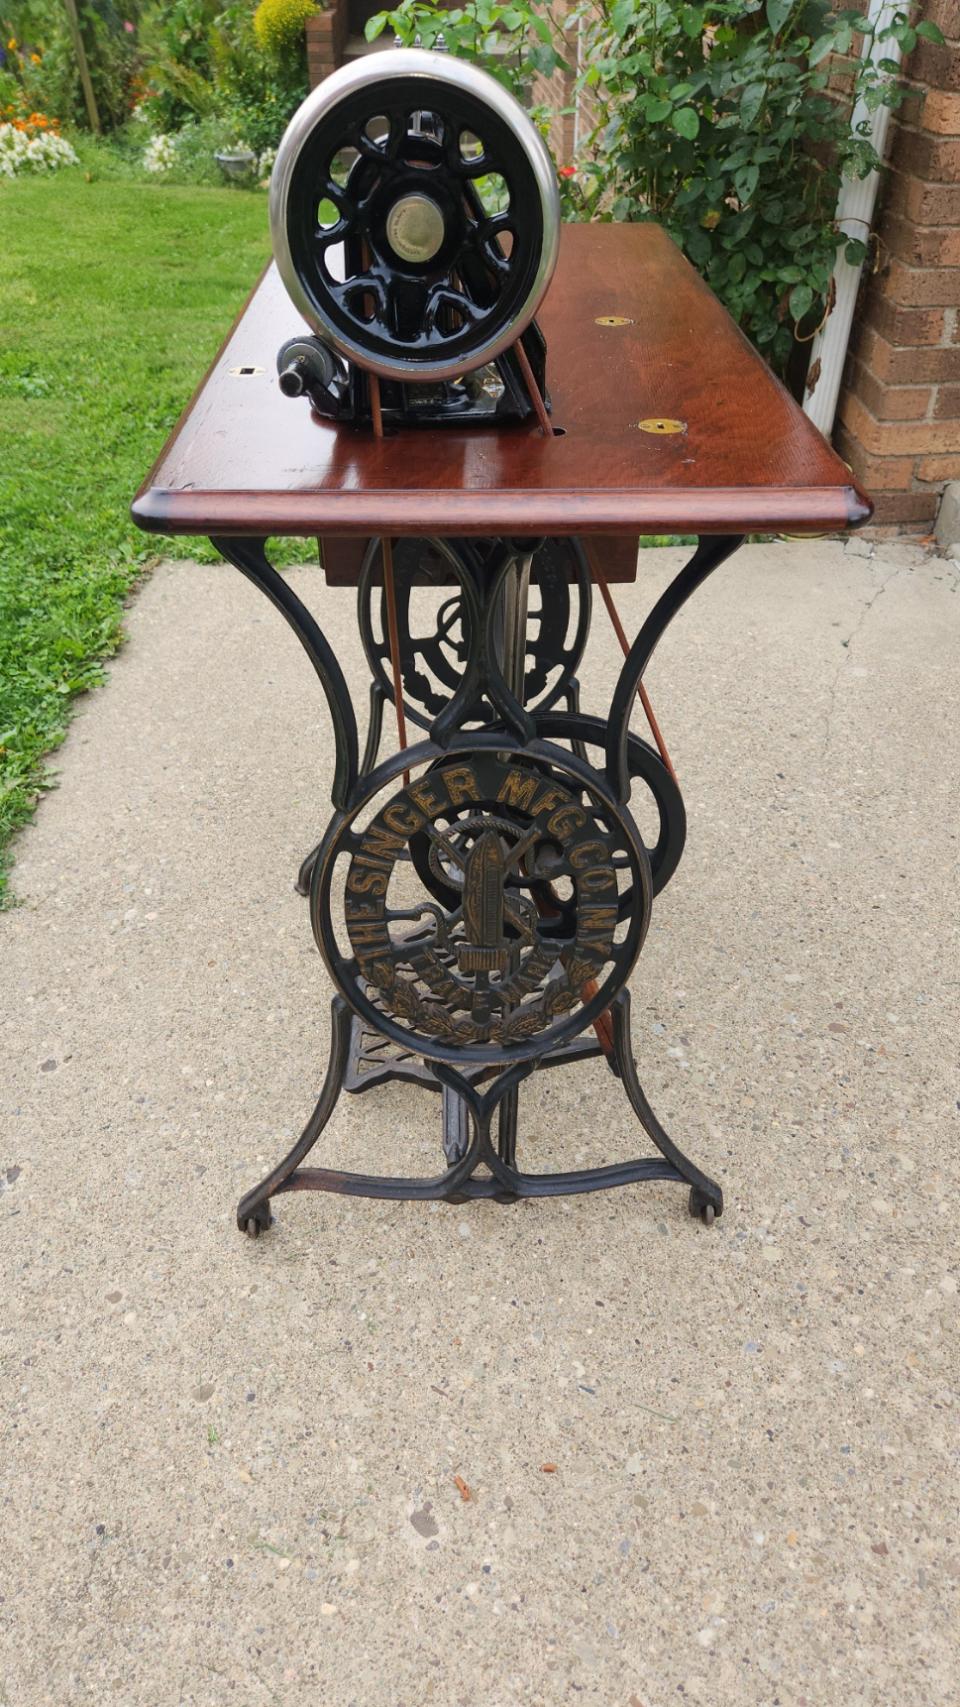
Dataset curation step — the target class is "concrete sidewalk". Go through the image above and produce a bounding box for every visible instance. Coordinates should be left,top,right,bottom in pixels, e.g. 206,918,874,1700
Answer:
2,539,958,1706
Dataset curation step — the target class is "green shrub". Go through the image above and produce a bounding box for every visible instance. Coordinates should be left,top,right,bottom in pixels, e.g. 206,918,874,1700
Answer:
366,0,566,110
252,0,318,59
565,1,946,371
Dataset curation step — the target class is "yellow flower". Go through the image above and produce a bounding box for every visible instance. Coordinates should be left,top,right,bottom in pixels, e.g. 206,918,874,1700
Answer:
7,36,18,51
30,51,42,65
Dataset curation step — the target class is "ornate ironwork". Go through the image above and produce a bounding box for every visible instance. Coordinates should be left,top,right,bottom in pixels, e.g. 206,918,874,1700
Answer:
214,530,744,1234
357,535,591,729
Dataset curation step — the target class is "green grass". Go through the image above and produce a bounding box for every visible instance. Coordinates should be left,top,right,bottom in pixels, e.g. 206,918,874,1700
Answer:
0,173,272,904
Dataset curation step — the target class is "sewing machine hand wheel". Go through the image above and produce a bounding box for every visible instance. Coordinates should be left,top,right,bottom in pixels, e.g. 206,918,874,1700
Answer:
269,48,560,382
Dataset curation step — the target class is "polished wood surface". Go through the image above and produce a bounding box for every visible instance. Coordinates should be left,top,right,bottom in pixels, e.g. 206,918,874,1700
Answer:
132,223,870,540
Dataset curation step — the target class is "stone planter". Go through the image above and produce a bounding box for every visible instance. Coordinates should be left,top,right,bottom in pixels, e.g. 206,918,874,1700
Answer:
214,148,257,183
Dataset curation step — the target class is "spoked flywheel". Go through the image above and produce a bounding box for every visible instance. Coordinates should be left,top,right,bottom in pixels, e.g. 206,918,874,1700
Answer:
269,48,560,382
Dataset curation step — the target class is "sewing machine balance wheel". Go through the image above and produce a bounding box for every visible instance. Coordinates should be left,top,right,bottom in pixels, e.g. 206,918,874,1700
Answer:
269,48,560,383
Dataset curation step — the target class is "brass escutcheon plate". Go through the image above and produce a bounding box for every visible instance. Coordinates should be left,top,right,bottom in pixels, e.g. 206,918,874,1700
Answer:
637,417,686,435
595,315,634,327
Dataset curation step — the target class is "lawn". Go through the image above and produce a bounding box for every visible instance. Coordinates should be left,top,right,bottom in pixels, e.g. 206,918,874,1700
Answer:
0,174,272,905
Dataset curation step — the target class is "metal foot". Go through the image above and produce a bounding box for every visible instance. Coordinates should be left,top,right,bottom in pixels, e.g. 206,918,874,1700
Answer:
688,1185,720,1226
244,1203,274,1239
235,995,352,1236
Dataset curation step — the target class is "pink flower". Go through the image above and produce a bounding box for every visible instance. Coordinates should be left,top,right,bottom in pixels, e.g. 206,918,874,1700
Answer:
559,166,576,179
123,19,134,31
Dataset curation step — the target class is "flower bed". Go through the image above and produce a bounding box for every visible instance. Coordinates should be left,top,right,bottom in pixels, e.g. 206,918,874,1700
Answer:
0,109,77,177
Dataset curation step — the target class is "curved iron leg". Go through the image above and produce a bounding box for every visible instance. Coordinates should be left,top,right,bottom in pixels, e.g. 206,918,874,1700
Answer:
236,996,353,1234
296,680,387,896
606,535,744,802
609,990,723,1219
211,535,359,810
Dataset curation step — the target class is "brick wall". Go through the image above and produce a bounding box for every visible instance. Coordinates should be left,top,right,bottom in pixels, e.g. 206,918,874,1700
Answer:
528,0,588,165
306,4,348,88
835,1,960,531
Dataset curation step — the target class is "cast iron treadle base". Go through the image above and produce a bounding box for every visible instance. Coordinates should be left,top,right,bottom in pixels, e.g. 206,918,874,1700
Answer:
235,990,724,1230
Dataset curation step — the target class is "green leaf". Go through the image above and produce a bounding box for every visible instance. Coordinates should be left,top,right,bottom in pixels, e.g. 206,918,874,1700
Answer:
765,0,795,33
728,251,746,282
610,0,634,38
364,11,389,41
916,20,946,44
740,83,766,127
680,6,705,37
686,228,713,266
789,283,814,321
644,97,673,122
734,162,760,203
672,107,700,140
809,32,834,64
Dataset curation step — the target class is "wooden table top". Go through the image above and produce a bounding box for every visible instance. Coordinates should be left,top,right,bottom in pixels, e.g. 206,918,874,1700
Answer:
132,223,870,539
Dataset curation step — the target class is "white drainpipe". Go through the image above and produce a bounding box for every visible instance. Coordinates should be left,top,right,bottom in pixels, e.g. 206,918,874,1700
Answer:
802,0,905,436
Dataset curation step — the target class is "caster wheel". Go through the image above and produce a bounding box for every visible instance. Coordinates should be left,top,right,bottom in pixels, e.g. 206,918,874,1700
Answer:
688,1186,720,1226
241,1204,273,1239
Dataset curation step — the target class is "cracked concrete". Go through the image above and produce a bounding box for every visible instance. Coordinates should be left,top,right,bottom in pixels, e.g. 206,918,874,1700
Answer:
2,536,959,1706
819,556,913,761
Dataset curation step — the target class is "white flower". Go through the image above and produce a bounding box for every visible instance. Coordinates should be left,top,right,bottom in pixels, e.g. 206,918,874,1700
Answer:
143,132,176,174
0,123,78,177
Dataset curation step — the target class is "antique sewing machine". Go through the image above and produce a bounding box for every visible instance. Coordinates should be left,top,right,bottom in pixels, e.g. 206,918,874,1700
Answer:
132,47,870,1236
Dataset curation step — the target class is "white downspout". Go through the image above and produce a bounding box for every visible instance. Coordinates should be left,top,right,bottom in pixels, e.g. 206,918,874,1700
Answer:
802,0,905,435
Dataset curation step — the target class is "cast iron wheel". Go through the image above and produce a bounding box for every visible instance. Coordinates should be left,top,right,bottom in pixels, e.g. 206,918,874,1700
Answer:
358,536,591,730
270,49,560,381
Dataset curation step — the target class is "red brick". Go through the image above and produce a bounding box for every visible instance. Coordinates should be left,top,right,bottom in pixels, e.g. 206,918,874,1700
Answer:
922,89,960,134
865,491,939,526
840,392,959,454
846,359,932,419
884,257,960,307
912,41,960,92
833,426,916,490
896,128,960,180
865,296,945,346
925,0,960,39
885,172,960,225
882,213,960,268
934,382,960,416
917,453,960,480
854,326,960,384
898,89,927,130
